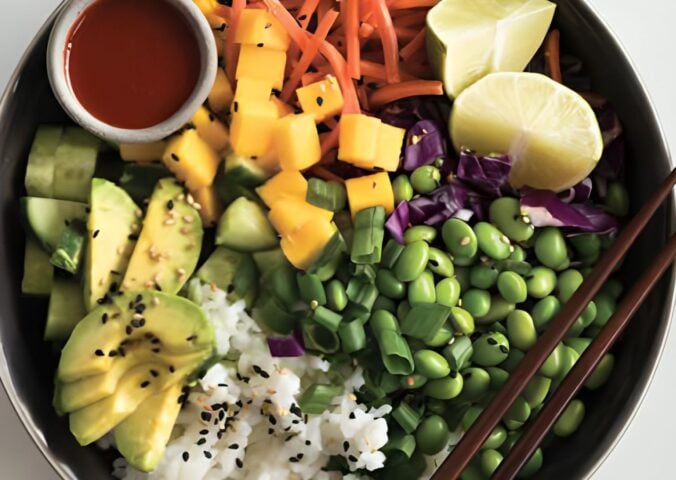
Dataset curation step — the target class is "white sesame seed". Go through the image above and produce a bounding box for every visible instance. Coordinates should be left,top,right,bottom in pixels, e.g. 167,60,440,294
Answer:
183,216,194,223
193,202,202,211
145,280,155,288
177,193,185,201
152,297,160,306
135,209,143,218
186,193,195,205
164,219,176,226
132,313,144,320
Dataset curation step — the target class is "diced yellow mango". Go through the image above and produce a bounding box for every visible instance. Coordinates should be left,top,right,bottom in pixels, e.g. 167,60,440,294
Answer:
345,172,395,218
208,68,234,113
269,196,333,236
275,114,321,171
214,29,226,57
191,106,229,152
256,170,308,207
236,45,286,91
338,114,381,166
374,122,405,172
296,75,344,123
281,218,336,270
234,77,274,108
194,0,226,28
163,129,221,190
235,10,290,52
230,100,278,157
119,141,166,162
190,185,224,228
270,96,295,118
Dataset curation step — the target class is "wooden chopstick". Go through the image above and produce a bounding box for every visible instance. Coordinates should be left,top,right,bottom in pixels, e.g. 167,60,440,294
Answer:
493,232,676,479
432,167,676,480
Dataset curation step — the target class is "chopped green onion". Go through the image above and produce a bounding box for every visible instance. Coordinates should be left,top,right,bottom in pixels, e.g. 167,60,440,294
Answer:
302,317,340,353
351,263,378,282
298,384,343,414
50,222,86,274
267,263,301,309
308,232,347,281
348,283,379,315
370,309,401,334
351,207,386,264
312,306,343,332
379,371,401,394
442,336,473,371
333,211,354,250
391,402,422,434
377,330,415,375
297,273,327,307
326,279,348,312
252,295,299,335
382,432,417,462
382,239,406,269
362,369,387,400
400,304,450,342
306,178,347,212
338,320,367,353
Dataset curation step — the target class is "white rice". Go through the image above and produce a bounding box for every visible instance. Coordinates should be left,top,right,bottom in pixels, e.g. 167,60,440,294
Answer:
112,280,391,480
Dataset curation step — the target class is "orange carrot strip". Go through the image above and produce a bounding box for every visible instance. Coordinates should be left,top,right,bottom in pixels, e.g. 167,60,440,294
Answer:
342,0,361,79
326,33,347,55
317,0,334,21
391,9,426,24
213,5,232,19
324,117,338,129
301,71,327,85
544,29,562,83
368,80,443,109
357,83,371,111
358,22,376,39
399,27,426,61
320,127,341,156
310,165,344,182
286,0,320,72
281,9,340,101
387,0,437,9
360,60,420,81
371,0,400,83
281,0,306,8
225,0,246,86
249,2,267,9
360,0,374,22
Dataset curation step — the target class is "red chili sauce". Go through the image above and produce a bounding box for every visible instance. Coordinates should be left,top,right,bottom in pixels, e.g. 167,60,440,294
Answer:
65,0,201,129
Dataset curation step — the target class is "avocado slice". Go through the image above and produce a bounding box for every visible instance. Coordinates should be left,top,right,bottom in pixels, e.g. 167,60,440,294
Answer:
21,197,88,252
45,276,86,341
57,291,214,383
24,125,63,198
122,179,203,294
215,196,278,252
196,247,258,308
85,179,141,310
22,237,53,295
113,382,183,472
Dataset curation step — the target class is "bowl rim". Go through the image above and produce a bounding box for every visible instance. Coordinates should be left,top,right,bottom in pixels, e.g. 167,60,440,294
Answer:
0,1,674,479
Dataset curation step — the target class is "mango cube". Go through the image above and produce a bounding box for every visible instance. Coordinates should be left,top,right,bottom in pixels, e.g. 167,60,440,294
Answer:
191,185,224,227
230,100,278,157
234,77,274,108
275,114,321,171
235,10,290,52
296,75,344,123
338,114,381,166
236,45,286,91
270,96,295,118
268,196,333,236
345,172,395,218
191,106,229,152
163,129,221,190
374,122,405,172
256,170,308,207
208,68,234,113
120,141,166,162
281,218,337,270
194,0,226,28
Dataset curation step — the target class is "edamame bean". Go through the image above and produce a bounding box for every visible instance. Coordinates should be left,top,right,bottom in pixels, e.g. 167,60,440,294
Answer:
442,218,478,259
453,253,478,267
526,266,557,299
474,222,512,260
566,317,586,338
517,448,543,479
404,225,437,244
460,367,491,401
436,277,461,307
539,343,565,378
397,300,411,320
326,279,348,312
480,449,504,477
392,174,414,203
376,269,406,300
476,296,515,325
497,271,528,304
585,353,614,390
557,269,584,303
489,197,535,242
504,396,531,427
509,244,527,262
570,234,601,258
523,375,552,409
534,228,568,269
601,278,624,299
455,266,471,291
411,165,441,194
490,321,508,335
486,367,510,391
425,322,454,347
470,265,499,289
427,398,447,415
553,399,585,437
472,332,510,367
605,181,630,217
532,296,561,331
428,247,455,277
507,310,537,351
461,405,483,430
450,307,475,335
424,372,464,399
401,373,428,390
501,348,525,373
394,240,429,282
580,301,597,327
593,292,616,327
462,289,492,317
482,424,507,450
415,415,450,455
382,239,405,270
414,350,450,379
409,270,436,305
565,337,592,355
554,346,579,385
460,465,485,480
372,295,397,314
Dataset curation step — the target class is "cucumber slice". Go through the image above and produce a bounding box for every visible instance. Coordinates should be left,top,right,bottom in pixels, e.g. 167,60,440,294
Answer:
119,163,172,204
25,125,63,198
196,247,258,307
45,276,86,341
52,128,101,202
252,248,288,277
21,197,88,252
50,221,87,274
215,197,278,252
22,237,53,295
215,153,271,204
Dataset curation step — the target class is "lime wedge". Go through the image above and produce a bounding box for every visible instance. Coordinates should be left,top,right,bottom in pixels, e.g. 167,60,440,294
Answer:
426,0,556,98
450,72,603,192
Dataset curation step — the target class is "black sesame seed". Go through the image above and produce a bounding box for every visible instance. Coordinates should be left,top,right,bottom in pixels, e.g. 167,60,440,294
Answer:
186,335,197,342
305,440,311,446
348,455,358,462
228,443,239,450
284,426,292,432
108,282,118,293
204,451,212,459
292,419,300,424
93,229,100,238
235,400,243,408
128,234,139,240
139,318,146,327
298,14,307,20
140,381,150,388
197,438,207,446
152,348,161,353
236,458,244,468
199,429,209,435
101,313,108,324
316,96,324,106
499,345,509,354
487,337,498,345
135,304,146,314
233,101,239,113
214,23,226,32
171,153,180,162
94,349,104,357
182,451,189,462
150,369,159,378
85,206,91,213
218,383,228,388
169,365,176,373
118,347,126,357
256,42,264,47
268,428,274,435
290,404,302,417
289,457,299,463
269,415,277,425
285,435,294,442
297,453,304,460
218,410,225,421
131,320,141,328
217,430,225,439
167,200,174,210
349,412,356,419
108,350,118,357
151,338,161,344
343,441,350,452
110,270,121,276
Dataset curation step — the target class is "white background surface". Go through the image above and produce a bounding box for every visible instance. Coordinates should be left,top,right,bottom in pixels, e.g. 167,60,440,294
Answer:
0,1,674,478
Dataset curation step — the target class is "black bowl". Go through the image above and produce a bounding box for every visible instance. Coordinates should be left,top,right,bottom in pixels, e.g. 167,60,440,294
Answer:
0,1,674,479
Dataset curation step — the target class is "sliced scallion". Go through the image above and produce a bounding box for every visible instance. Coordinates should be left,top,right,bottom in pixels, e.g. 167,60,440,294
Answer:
306,178,347,212
351,207,386,264
298,384,343,414
338,320,367,353
252,295,299,335
400,303,450,342
442,336,474,371
381,239,406,269
391,402,422,434
302,317,340,353
312,306,343,332
297,273,327,307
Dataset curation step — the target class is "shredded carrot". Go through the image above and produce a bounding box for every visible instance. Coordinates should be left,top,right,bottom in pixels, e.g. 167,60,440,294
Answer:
358,22,376,39
281,9,340,102
371,0,401,83
544,29,562,83
368,80,443,109
248,2,267,9
342,0,361,79
357,83,371,111
281,0,306,8
399,27,425,61
310,165,344,182
264,0,308,46
320,127,341,156
326,34,347,55
317,0,334,21
391,9,426,24
319,41,361,113
213,5,232,19
324,117,339,129
301,71,327,85
360,60,420,81
387,0,437,9
225,0,246,87
360,0,374,22
287,0,321,63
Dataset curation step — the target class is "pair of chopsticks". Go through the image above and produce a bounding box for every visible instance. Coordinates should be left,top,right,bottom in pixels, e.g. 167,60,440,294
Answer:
433,167,676,480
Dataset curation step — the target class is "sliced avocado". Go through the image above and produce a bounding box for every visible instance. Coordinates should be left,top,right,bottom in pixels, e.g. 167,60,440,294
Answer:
85,179,141,310
22,237,53,295
52,127,101,202
252,248,288,277
49,221,86,274
196,247,258,307
45,276,86,341
25,125,63,198
21,197,88,252
118,163,172,204
122,179,203,294
215,196,278,252
57,291,214,383
113,382,183,472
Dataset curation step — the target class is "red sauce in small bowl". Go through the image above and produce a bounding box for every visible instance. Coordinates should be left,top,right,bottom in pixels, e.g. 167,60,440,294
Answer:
65,0,201,130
